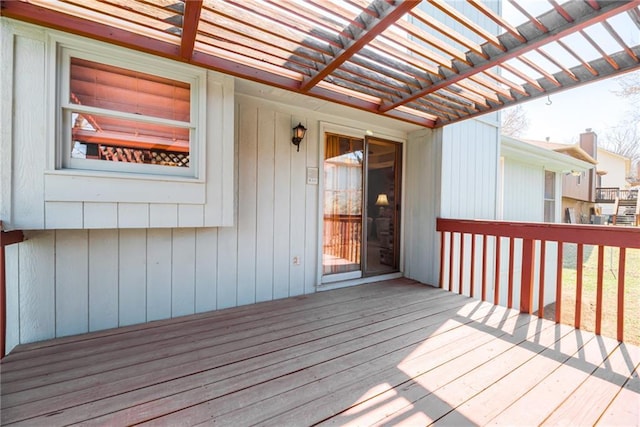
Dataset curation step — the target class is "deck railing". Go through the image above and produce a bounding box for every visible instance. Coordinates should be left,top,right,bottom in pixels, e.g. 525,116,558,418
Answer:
436,218,640,343
596,187,638,203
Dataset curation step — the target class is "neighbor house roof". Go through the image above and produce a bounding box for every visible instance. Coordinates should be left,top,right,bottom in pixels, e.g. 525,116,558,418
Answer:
501,135,594,172
2,0,639,128
523,139,598,164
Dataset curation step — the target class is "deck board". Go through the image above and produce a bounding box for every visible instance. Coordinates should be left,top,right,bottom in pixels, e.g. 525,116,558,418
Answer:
1,278,638,426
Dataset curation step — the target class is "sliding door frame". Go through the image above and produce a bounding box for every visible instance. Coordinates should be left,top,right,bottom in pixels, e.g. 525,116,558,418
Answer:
317,122,406,286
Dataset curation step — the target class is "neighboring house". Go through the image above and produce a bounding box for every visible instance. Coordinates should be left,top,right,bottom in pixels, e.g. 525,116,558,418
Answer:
597,148,632,191
499,135,592,223
596,148,634,215
497,135,592,309
524,131,599,223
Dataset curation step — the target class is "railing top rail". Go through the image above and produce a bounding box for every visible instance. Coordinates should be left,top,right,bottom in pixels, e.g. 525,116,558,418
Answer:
437,218,640,249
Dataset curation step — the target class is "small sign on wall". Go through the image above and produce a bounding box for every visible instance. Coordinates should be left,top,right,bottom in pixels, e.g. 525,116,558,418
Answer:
306,167,319,185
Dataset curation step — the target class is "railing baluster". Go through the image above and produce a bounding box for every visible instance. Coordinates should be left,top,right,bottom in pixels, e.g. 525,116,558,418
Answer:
494,236,501,305
470,233,476,298
618,247,626,342
459,233,465,295
439,231,445,289
595,245,604,335
520,238,535,314
575,243,584,329
449,231,454,292
556,242,563,324
538,240,546,318
435,218,638,344
482,234,487,301
508,236,515,309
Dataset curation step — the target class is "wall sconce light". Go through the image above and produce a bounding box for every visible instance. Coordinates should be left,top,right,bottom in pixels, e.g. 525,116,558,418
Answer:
564,170,581,177
292,123,307,152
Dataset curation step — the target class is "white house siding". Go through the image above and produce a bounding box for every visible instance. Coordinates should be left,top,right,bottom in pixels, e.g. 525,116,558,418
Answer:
402,116,501,292
403,128,441,286
3,74,414,354
0,20,234,231
440,120,500,220
502,159,545,222
598,149,630,189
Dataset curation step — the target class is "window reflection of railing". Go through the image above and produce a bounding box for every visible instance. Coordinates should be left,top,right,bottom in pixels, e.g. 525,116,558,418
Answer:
323,214,362,267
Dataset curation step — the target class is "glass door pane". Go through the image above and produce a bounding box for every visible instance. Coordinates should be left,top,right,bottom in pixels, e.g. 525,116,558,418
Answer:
364,138,401,275
322,134,364,276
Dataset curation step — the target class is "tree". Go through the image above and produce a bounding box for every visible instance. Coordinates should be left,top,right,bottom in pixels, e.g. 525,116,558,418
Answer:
501,105,529,137
601,71,640,172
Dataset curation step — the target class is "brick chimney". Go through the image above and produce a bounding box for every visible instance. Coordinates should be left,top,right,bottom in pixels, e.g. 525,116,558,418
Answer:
579,128,597,158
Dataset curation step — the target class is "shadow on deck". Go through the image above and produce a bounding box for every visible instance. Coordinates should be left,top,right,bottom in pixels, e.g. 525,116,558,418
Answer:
1,278,638,426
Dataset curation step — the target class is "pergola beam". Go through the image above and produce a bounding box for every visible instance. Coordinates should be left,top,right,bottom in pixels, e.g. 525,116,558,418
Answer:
379,0,638,113
439,46,640,126
299,0,419,92
180,0,203,60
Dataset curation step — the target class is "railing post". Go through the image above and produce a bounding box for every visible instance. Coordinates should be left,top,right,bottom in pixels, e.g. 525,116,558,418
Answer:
520,238,535,314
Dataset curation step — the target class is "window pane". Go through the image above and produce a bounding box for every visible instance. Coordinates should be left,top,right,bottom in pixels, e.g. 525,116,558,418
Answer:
544,170,555,199
71,112,189,167
323,134,364,275
544,200,555,222
70,57,191,122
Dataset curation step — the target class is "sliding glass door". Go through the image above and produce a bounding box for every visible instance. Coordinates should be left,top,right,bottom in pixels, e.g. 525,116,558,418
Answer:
322,134,364,275
322,133,401,279
364,137,402,275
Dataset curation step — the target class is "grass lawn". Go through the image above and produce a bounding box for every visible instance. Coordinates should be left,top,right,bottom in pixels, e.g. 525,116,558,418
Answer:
541,245,639,346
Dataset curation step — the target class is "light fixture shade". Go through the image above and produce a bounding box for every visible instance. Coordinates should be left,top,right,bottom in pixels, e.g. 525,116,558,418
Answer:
375,193,389,206
291,122,307,152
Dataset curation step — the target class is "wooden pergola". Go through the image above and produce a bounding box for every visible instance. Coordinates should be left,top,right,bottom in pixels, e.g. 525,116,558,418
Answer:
2,0,639,128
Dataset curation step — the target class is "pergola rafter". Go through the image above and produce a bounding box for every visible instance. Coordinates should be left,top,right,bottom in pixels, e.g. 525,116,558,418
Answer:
1,0,639,129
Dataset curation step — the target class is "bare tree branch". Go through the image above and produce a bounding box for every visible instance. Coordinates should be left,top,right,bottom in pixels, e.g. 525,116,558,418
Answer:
501,105,529,137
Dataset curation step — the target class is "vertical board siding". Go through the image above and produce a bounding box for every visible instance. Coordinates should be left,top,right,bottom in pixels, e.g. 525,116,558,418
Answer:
55,230,89,337
4,94,415,352
88,229,119,331
273,111,293,299
118,203,150,228
403,128,440,286
5,245,20,354
256,110,276,303
237,104,259,306
84,202,118,228
502,159,544,222
12,35,46,229
440,120,499,220
171,228,197,317
118,229,147,327
288,115,308,297
18,231,55,343
304,121,319,295
194,228,218,313
146,229,173,321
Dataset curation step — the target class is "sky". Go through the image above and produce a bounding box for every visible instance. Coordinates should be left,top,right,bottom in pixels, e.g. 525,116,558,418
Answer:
514,73,635,144
500,1,640,146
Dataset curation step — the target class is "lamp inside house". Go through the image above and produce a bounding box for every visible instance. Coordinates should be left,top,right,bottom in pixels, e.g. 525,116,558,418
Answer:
291,123,307,152
375,193,389,216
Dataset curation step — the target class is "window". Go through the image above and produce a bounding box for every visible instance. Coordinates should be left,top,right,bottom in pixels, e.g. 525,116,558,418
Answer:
58,46,203,177
544,170,556,222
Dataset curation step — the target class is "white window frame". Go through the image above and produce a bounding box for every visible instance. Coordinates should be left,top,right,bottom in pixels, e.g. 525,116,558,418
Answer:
44,33,213,206
55,41,205,178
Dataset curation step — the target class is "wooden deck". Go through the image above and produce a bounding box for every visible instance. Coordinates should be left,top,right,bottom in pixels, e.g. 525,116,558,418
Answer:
1,278,638,426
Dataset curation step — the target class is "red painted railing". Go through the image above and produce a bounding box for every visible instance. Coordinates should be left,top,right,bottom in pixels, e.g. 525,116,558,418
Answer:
437,218,640,343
